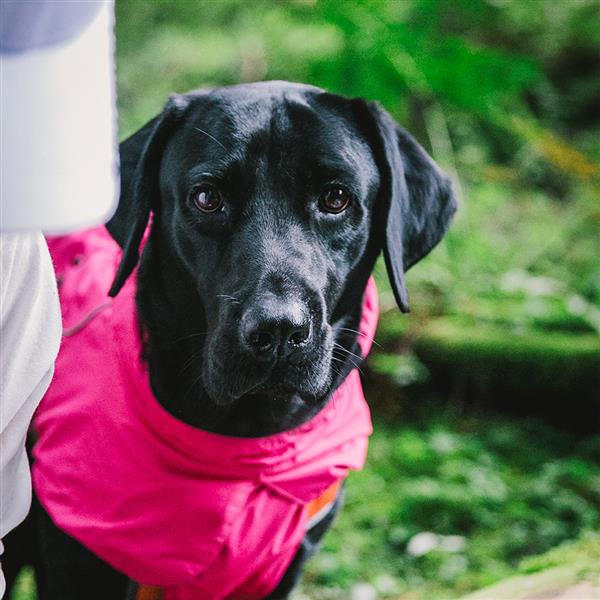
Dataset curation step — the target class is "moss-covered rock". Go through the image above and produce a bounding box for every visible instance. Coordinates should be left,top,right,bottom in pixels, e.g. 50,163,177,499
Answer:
460,533,600,600
368,315,600,429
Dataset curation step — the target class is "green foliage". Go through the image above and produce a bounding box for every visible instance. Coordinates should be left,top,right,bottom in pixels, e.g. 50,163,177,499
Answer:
418,179,598,308
417,319,600,361
300,412,600,598
370,352,430,387
11,567,36,600
461,533,600,600
115,1,600,340
115,0,600,176
519,531,600,576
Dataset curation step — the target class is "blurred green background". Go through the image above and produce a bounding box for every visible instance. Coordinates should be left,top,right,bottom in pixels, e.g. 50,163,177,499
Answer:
13,0,600,599
114,0,600,424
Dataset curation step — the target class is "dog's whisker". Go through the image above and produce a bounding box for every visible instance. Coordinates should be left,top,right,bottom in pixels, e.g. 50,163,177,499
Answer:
170,331,208,346
344,359,364,376
215,294,241,304
332,342,364,363
334,348,364,365
184,370,206,400
329,356,347,369
180,347,205,374
332,345,364,376
337,327,382,349
323,355,346,381
194,127,227,150
329,364,344,380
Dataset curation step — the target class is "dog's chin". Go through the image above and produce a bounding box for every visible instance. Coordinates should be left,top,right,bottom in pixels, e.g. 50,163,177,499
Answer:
203,355,332,409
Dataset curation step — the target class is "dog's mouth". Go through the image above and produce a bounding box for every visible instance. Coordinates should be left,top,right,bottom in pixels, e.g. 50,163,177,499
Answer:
238,367,326,402
202,331,334,407
208,359,333,407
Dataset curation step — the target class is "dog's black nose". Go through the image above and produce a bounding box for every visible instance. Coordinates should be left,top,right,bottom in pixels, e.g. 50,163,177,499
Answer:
241,300,312,357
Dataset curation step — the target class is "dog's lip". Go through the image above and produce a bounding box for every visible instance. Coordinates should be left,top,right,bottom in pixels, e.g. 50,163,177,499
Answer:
216,371,272,403
205,329,334,404
247,379,296,395
219,372,318,404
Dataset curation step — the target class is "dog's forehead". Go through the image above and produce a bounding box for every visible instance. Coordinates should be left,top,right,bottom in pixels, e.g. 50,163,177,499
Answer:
182,84,373,168
207,82,316,137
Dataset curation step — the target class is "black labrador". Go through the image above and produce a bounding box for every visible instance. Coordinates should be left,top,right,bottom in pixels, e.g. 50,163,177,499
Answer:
10,81,456,600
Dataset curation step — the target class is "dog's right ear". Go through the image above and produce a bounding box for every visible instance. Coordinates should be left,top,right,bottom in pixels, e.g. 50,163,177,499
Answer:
106,95,189,297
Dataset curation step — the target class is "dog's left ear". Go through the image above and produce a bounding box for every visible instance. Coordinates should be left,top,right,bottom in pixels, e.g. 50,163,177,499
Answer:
354,101,458,313
106,94,190,297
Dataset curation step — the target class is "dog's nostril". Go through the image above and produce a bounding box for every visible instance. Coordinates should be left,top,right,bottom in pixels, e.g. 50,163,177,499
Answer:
248,330,274,352
242,303,311,356
288,326,310,347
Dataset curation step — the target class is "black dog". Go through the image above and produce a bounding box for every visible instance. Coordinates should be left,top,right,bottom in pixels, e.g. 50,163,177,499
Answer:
107,81,455,436
13,81,455,600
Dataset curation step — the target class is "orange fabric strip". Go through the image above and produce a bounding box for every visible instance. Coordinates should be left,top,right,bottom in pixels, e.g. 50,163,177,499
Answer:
305,480,341,520
136,585,164,600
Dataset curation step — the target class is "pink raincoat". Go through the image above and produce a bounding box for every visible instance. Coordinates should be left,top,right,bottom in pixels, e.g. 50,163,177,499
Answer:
33,226,378,599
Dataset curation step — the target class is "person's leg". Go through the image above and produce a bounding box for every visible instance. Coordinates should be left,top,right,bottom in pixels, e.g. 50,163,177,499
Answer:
0,233,61,597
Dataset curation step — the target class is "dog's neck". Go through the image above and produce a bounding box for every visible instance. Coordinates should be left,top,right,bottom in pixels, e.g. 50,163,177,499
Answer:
134,235,365,437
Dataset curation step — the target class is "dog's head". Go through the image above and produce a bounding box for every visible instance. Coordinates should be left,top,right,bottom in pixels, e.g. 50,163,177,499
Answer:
107,81,456,431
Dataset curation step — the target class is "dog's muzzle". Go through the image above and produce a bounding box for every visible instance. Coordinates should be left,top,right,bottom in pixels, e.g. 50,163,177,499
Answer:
240,294,312,359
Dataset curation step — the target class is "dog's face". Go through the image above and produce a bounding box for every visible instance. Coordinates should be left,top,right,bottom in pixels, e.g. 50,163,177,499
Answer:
158,84,380,406
107,81,456,432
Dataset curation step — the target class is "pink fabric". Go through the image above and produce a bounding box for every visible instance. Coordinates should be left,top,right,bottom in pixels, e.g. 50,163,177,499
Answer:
33,226,378,599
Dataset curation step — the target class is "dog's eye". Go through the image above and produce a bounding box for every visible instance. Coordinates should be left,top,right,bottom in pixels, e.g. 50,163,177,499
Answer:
191,184,223,213
319,186,351,214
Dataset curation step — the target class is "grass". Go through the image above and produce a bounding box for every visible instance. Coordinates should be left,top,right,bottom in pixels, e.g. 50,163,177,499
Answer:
10,568,35,600
461,533,600,600
297,404,600,599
